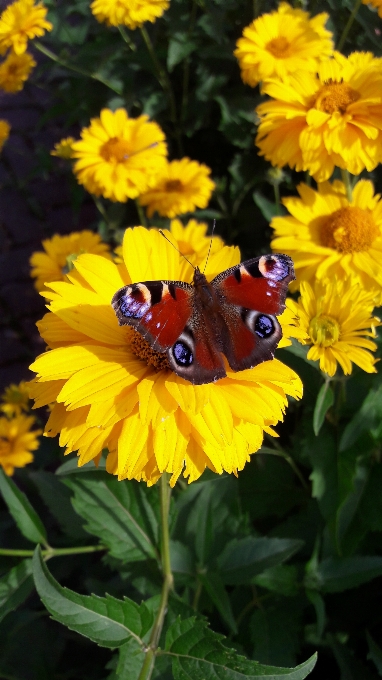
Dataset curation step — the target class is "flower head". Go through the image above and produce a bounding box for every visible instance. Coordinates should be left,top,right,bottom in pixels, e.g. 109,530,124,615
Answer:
287,279,380,376
0,0,52,56
271,179,382,295
30,230,112,292
0,50,35,92
139,158,215,218
0,414,41,475
234,2,333,89
0,381,30,417
256,52,382,181
72,109,167,203
51,136,75,159
29,227,302,487
90,0,169,29
0,119,10,150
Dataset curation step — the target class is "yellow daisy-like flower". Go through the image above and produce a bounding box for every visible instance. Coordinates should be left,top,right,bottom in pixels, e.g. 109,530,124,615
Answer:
271,179,382,296
234,2,333,89
362,0,382,18
29,227,302,487
0,0,52,56
256,51,382,182
90,0,169,29
71,108,167,203
0,414,41,475
139,158,215,218
287,279,380,377
0,381,30,418
30,230,112,293
0,50,35,92
0,119,10,150
51,136,76,160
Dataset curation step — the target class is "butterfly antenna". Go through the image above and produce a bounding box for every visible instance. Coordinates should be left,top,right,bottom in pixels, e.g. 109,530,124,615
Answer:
202,219,216,274
159,229,195,270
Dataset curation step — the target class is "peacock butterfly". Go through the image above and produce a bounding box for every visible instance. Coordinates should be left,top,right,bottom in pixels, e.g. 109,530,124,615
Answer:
111,253,295,385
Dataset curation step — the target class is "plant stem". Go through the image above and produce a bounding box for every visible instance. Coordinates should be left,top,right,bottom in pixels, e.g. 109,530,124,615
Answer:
33,41,123,95
262,439,309,491
0,545,105,558
273,182,280,215
135,199,148,227
137,474,173,680
337,0,362,52
340,168,353,203
118,25,137,50
181,0,197,123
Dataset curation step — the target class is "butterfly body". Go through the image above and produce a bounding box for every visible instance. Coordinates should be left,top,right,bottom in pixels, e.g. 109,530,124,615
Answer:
112,253,294,385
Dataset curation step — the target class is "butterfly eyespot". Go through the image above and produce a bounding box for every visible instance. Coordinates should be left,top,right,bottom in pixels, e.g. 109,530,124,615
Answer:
172,340,194,367
254,314,275,338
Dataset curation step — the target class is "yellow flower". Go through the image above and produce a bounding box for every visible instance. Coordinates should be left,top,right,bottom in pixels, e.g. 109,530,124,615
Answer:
72,108,167,203
0,50,35,92
30,230,112,293
362,0,382,18
29,227,302,487
271,179,382,296
0,414,41,475
0,119,10,150
90,0,169,29
0,381,30,417
234,2,333,89
287,279,380,377
139,158,215,218
51,136,76,159
256,51,382,182
0,0,52,56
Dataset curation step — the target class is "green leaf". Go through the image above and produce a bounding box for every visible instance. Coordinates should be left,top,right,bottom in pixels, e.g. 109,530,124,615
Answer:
0,559,34,623
63,472,159,563
170,541,194,576
250,597,303,667
32,546,153,648
218,537,304,585
253,191,279,221
30,471,87,539
313,382,334,436
366,631,382,676
165,617,317,679
167,32,198,71
308,556,382,593
253,565,299,597
198,571,238,634
340,384,382,451
0,470,47,546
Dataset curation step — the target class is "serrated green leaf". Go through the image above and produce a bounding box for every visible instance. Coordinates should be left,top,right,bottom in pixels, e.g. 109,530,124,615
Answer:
0,559,34,623
32,546,152,648
0,470,47,546
308,556,382,593
366,632,382,676
164,617,317,679
253,565,299,597
313,383,334,436
218,537,304,585
198,571,237,634
63,472,159,563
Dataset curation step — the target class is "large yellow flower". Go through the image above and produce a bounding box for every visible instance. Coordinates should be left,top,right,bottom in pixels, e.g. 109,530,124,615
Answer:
0,381,30,417
234,2,333,89
30,230,112,293
0,119,10,150
90,0,169,29
29,227,302,487
0,0,52,56
271,179,382,295
0,414,41,475
256,51,382,181
139,158,215,218
287,279,380,377
0,50,35,92
72,109,167,203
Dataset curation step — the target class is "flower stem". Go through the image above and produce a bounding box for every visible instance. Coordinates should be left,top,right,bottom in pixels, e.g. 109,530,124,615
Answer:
337,0,362,52
135,199,148,227
137,474,173,680
33,41,123,95
118,25,137,50
0,545,105,558
341,168,353,203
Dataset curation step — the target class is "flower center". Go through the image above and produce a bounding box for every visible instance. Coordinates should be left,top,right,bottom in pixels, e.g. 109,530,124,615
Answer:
266,36,290,58
309,315,340,347
128,328,170,371
314,80,360,114
165,179,183,192
101,137,131,163
320,206,379,253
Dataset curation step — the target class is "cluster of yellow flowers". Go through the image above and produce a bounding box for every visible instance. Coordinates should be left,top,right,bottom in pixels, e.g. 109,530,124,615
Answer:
0,382,41,475
235,2,382,378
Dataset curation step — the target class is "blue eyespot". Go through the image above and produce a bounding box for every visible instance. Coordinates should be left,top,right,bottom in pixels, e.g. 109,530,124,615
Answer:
173,341,193,366
255,315,274,338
